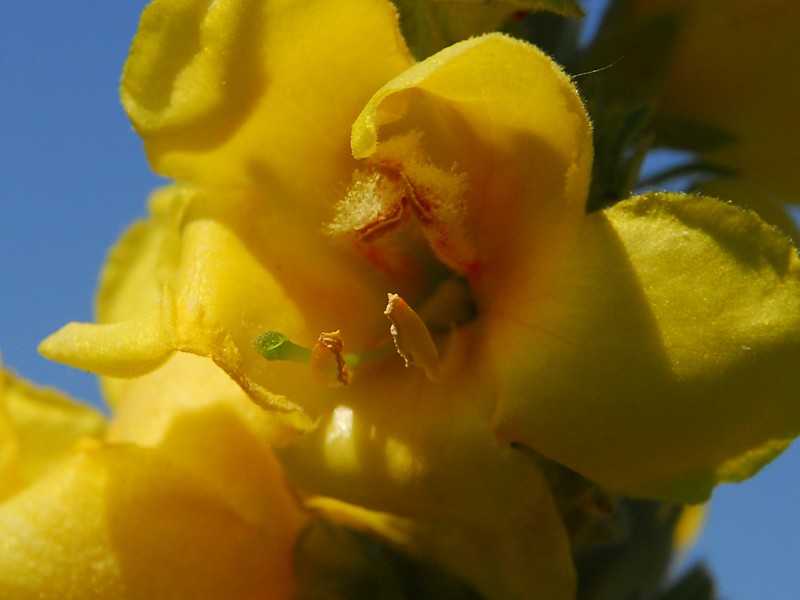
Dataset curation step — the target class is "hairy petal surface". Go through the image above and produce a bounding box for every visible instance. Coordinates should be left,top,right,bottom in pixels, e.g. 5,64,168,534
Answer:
40,185,394,418
0,369,104,499
699,178,799,243
352,33,593,299
122,0,413,222
492,193,800,502
0,443,296,600
277,336,575,600
0,354,303,599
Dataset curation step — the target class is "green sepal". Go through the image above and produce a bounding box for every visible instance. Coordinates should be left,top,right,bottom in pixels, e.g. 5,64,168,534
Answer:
572,1,680,210
586,104,655,211
392,0,584,59
653,114,739,154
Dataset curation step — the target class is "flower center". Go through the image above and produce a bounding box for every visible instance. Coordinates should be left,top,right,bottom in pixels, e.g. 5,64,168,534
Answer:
327,131,477,277
255,132,479,385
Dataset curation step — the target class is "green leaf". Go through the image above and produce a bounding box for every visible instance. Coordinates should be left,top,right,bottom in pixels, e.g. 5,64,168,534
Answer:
392,0,584,59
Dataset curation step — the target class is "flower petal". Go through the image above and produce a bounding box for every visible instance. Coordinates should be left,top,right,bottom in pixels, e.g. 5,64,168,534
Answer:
41,185,393,418
491,192,800,502
309,495,575,600
107,352,303,528
276,335,575,599
351,33,593,297
699,177,799,243
0,368,104,499
38,309,173,379
122,0,413,219
0,442,297,599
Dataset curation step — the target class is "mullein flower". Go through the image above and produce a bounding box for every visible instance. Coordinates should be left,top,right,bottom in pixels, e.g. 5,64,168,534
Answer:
33,0,800,597
0,366,104,501
0,357,303,598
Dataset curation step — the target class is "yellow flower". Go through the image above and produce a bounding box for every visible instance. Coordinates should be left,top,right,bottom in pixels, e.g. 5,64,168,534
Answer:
0,357,303,598
0,367,104,501
629,0,800,207
39,0,800,596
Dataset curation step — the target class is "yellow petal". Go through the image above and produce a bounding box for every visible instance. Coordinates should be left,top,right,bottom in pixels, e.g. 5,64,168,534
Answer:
95,202,166,327
42,185,388,417
107,352,303,528
491,192,800,502
672,503,707,554
91,187,177,403
276,331,575,599
310,496,575,600
699,177,799,243
0,400,15,498
0,443,297,599
0,368,104,499
39,308,173,379
122,0,413,222
351,33,593,298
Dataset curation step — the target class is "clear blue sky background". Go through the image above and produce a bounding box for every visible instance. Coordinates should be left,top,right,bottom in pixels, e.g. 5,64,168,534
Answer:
1,2,798,598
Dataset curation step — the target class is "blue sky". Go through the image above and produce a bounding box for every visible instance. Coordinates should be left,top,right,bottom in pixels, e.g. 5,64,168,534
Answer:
1,2,798,598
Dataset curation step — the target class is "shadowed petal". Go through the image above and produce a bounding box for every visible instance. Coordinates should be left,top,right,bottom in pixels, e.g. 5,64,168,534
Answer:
492,193,800,502
0,443,297,600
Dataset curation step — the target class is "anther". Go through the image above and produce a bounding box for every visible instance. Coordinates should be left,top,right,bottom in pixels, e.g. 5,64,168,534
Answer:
384,293,442,381
311,331,351,387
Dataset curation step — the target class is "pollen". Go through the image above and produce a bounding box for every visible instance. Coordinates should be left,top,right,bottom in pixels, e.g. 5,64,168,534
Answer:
326,170,407,239
310,330,351,387
326,131,476,274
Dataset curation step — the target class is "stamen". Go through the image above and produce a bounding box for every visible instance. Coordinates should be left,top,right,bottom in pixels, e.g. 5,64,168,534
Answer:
254,330,369,387
384,293,442,381
326,131,477,274
311,331,351,388
253,291,453,386
325,170,407,239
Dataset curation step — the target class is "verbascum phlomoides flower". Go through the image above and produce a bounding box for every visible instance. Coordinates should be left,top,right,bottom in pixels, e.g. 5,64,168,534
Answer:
38,0,800,597
0,357,303,599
